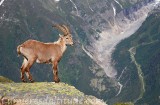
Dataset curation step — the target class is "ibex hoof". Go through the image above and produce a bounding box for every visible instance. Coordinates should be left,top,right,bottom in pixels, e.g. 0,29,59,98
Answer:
54,78,60,83
22,80,27,83
30,80,34,83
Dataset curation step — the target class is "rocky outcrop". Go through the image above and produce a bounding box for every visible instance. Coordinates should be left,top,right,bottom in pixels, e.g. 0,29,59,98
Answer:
0,82,106,105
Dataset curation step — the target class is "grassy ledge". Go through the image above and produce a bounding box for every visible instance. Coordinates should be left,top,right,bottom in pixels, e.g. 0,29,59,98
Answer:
0,77,106,105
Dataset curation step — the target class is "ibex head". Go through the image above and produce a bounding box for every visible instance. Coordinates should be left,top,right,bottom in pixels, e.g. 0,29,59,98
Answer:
53,24,74,46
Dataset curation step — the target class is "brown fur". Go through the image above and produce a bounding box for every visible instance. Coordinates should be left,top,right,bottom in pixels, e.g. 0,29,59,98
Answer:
17,24,73,83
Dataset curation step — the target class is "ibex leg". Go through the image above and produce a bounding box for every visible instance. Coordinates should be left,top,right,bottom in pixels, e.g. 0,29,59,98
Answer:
20,58,28,82
25,59,35,83
52,61,60,83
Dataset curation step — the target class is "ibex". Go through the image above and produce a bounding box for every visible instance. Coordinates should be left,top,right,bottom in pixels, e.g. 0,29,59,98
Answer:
17,24,73,83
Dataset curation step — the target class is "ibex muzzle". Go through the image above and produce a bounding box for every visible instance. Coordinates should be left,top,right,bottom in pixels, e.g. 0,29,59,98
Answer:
17,24,73,83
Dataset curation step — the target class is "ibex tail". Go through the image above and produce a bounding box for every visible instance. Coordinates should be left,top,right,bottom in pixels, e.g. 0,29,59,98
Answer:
17,45,22,57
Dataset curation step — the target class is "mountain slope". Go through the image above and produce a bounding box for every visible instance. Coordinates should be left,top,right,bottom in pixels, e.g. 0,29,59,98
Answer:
0,0,160,104
112,6,160,105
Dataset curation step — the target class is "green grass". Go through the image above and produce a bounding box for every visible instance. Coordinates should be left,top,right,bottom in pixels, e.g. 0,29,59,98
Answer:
0,82,106,105
0,82,84,96
114,102,134,105
0,76,14,83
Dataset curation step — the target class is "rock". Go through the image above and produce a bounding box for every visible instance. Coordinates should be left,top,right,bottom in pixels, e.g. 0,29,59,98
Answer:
0,82,106,105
